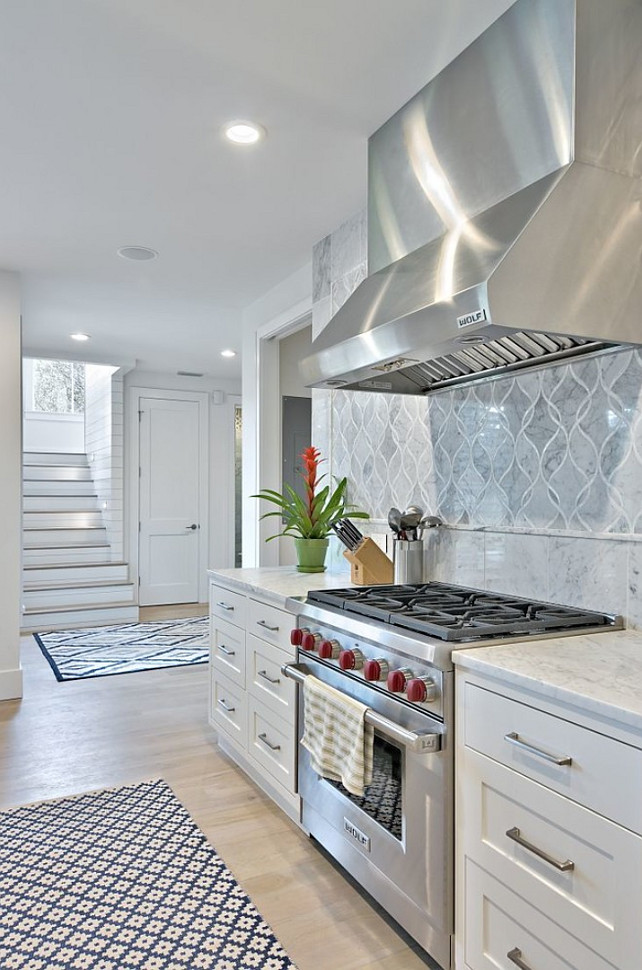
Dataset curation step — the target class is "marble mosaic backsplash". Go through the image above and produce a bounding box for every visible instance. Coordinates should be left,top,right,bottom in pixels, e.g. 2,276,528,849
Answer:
331,348,642,535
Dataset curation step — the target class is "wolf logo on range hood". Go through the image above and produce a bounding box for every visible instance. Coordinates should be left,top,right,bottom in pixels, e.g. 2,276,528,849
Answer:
302,0,642,396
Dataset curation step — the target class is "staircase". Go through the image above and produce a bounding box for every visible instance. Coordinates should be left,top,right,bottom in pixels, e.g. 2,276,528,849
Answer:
22,452,138,631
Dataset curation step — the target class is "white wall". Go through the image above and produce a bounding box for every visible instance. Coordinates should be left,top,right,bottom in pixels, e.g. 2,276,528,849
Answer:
123,370,241,584
23,412,84,453
85,365,124,561
242,261,312,567
0,271,23,699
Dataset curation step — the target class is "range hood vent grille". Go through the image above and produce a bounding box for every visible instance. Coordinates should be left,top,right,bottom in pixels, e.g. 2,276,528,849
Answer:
356,333,614,394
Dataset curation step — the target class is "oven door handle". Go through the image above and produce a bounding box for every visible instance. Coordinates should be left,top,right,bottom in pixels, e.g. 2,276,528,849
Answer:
281,663,442,754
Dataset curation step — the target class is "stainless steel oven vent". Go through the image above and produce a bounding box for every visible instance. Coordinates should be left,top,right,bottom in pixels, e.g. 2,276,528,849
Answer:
359,333,614,394
302,0,642,396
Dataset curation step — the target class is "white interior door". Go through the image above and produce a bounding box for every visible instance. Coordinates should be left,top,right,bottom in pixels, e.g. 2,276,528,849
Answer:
139,397,201,605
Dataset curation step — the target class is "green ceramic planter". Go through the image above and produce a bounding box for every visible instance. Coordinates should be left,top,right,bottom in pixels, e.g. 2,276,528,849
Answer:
294,537,329,573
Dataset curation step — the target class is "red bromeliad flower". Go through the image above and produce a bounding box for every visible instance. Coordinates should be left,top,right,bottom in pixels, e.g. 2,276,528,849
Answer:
252,444,368,541
300,446,323,522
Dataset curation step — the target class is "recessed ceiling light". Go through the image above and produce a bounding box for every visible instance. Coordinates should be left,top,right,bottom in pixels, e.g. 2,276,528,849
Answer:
223,121,266,145
70,332,90,342
117,246,159,261
221,349,237,358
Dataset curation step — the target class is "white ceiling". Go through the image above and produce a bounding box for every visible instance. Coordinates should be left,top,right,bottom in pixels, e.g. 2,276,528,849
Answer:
0,0,514,377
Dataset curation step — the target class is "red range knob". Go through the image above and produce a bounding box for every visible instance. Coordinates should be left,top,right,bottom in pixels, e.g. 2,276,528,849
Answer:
301,632,321,652
406,677,438,703
290,627,309,646
318,639,341,659
338,648,364,671
363,658,390,682
387,667,414,693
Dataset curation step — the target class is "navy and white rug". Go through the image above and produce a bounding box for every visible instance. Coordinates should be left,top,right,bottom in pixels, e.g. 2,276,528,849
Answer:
34,615,209,681
0,778,297,969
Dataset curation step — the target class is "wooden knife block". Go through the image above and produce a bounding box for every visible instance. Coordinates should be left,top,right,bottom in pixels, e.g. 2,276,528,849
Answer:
343,538,394,585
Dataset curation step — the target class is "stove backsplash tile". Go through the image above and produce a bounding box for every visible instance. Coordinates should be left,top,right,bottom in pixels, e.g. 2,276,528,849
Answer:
547,536,629,617
427,528,485,588
484,533,549,602
312,215,642,624
330,350,642,534
628,544,642,628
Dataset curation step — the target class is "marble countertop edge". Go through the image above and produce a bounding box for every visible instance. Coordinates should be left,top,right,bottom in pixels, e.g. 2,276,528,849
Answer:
453,630,642,732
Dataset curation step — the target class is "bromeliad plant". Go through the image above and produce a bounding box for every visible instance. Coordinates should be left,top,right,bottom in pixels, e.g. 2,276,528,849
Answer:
253,446,369,541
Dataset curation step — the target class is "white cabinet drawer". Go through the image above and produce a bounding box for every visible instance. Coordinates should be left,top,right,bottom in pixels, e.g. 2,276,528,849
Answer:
247,634,296,719
465,860,612,970
463,681,642,832
210,669,247,750
462,748,642,969
247,598,294,654
210,618,245,686
248,700,296,794
210,583,247,628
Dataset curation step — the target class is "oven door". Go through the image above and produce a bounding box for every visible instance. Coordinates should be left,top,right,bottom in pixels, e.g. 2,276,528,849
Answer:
290,653,453,968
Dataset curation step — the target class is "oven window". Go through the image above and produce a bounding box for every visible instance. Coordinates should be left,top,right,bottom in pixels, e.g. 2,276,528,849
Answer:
327,735,403,840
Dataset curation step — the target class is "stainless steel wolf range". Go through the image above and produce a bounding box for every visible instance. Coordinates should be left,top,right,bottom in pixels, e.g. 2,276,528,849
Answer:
284,582,621,969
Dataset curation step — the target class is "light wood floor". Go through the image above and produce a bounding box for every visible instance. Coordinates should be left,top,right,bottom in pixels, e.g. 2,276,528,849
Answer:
0,614,435,970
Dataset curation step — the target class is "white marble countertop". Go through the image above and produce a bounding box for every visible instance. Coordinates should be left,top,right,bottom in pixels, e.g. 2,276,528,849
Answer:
207,566,353,609
453,629,642,732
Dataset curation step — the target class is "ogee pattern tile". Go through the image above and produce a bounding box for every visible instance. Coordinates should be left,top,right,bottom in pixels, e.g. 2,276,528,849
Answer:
327,349,642,535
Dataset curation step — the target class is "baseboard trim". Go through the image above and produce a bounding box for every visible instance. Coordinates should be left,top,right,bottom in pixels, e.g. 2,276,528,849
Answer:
0,666,23,700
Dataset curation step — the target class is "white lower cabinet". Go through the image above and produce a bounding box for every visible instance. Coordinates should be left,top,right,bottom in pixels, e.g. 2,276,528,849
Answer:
455,668,642,970
209,579,300,822
464,861,613,970
211,667,247,748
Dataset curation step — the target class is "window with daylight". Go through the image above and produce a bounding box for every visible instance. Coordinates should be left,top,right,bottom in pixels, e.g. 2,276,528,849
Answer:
31,360,85,414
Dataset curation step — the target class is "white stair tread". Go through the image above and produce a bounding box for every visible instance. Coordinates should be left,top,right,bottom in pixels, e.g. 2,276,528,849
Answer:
24,542,111,550
23,560,127,571
23,600,137,616
23,579,132,591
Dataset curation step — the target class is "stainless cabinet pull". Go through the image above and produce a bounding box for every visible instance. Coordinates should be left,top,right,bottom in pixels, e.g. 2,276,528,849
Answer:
218,644,235,656
218,698,235,713
506,826,575,872
258,732,281,751
507,948,533,970
504,731,572,766
257,619,279,631
258,669,280,685
216,601,234,611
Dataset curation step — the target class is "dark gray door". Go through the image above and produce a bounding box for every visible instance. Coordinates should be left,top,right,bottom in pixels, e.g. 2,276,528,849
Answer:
282,396,312,501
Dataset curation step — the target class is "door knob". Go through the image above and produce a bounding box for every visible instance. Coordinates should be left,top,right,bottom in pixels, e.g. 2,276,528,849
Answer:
186,523,199,530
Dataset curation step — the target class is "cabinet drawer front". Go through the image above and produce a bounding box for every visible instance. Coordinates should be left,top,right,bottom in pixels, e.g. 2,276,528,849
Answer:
211,670,247,749
465,860,612,970
248,700,296,793
247,634,295,718
210,583,246,628
463,681,642,832
247,598,293,653
210,619,245,686
462,748,642,968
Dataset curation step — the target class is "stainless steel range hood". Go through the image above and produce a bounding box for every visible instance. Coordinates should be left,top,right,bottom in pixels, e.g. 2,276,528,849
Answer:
302,0,642,395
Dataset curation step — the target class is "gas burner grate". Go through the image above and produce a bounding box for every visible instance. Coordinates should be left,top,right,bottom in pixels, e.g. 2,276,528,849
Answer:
307,582,612,642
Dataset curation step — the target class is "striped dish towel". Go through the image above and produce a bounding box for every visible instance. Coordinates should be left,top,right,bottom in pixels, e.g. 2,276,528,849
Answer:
301,676,374,797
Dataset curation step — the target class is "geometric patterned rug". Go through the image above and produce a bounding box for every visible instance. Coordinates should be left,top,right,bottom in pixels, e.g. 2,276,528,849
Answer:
34,616,209,682
0,779,298,969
